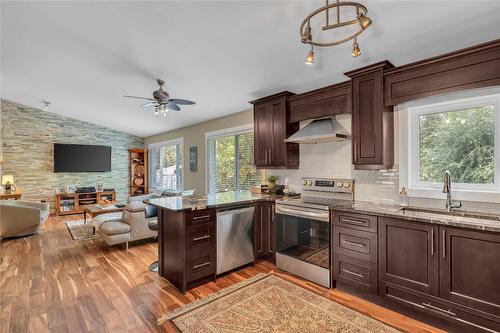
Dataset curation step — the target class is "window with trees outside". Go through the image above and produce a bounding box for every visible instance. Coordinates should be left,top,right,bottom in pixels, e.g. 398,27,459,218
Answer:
206,125,262,195
401,91,500,201
149,138,183,191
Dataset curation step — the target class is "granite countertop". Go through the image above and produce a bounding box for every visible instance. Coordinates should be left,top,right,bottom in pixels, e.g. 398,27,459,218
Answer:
148,191,276,212
330,201,500,233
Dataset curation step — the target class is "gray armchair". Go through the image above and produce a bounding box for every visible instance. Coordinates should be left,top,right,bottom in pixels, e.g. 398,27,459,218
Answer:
0,200,49,238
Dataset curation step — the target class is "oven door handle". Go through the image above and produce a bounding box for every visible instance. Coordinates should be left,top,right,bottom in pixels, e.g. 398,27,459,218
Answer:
275,206,329,222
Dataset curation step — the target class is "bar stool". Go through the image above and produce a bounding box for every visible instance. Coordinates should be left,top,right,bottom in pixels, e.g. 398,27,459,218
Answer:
148,221,159,272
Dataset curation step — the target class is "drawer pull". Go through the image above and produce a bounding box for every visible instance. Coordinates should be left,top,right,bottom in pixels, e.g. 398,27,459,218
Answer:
343,239,366,247
192,215,211,221
342,268,365,278
193,262,210,269
193,235,210,241
341,218,366,226
422,303,456,317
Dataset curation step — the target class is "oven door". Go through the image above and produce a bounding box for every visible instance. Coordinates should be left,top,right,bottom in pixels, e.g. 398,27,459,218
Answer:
275,204,330,269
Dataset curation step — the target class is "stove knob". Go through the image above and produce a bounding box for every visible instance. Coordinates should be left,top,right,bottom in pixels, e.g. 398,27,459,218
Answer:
343,183,351,188
337,182,343,188
302,180,307,186
307,180,313,186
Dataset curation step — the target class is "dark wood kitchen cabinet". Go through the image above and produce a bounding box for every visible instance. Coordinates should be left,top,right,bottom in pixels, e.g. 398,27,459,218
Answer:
439,227,500,317
158,207,216,293
378,217,439,296
253,201,275,261
345,61,395,170
250,92,299,169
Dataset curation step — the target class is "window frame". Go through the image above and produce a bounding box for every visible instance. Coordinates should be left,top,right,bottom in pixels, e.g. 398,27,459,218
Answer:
148,137,184,191
399,89,500,203
204,124,258,194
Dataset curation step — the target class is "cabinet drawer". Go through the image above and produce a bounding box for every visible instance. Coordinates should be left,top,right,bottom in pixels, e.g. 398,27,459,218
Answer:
333,226,377,263
187,245,215,282
333,254,377,294
332,211,377,232
381,282,500,332
186,209,216,226
187,223,214,249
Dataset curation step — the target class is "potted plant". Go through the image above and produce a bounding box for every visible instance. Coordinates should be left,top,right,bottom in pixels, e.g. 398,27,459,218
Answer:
267,175,278,190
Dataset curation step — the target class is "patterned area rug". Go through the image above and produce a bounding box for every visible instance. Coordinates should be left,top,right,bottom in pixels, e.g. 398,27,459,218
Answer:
65,220,100,240
160,273,402,333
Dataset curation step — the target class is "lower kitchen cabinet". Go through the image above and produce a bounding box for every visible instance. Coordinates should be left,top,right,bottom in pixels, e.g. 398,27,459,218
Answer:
253,201,275,261
439,227,500,318
378,217,439,296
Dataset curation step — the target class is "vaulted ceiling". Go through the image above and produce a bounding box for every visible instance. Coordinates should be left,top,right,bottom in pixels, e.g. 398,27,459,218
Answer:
2,1,500,137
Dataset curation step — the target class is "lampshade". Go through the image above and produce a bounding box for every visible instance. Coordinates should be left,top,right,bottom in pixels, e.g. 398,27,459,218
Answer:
2,175,14,185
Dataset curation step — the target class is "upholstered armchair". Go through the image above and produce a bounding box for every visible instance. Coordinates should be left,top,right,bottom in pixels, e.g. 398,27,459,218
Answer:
0,200,50,238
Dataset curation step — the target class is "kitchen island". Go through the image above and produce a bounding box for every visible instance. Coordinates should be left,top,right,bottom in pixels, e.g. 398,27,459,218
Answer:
148,191,275,293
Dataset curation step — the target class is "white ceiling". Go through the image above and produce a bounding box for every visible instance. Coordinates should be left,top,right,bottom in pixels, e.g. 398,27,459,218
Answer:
2,1,500,137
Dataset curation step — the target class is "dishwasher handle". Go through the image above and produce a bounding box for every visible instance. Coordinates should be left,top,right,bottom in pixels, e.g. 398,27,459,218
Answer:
216,206,254,217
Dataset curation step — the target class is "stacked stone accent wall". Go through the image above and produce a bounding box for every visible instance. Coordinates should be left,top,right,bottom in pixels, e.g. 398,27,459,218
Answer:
1,99,144,212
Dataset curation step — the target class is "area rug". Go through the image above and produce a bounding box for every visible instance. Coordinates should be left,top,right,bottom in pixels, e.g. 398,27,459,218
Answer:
65,220,100,240
159,273,402,333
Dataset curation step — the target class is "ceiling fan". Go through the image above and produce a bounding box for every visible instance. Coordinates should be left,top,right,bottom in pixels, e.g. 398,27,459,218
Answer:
123,79,195,117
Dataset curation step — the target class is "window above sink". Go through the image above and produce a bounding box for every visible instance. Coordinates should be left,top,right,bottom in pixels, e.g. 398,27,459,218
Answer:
398,88,500,203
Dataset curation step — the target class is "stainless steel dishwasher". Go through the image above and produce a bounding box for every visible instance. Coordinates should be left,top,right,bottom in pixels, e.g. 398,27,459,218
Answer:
216,205,255,275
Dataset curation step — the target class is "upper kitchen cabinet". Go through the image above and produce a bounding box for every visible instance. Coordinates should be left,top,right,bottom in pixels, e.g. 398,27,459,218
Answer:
345,61,395,170
250,92,299,169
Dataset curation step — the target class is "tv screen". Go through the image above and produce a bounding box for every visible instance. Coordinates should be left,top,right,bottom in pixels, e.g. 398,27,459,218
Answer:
54,144,111,172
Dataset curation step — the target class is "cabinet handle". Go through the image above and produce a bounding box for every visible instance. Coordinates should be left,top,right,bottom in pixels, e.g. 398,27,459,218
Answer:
192,215,211,221
353,142,358,163
343,239,366,248
341,218,366,226
342,268,365,278
442,229,446,259
422,303,456,317
268,209,272,254
431,228,434,256
193,261,210,269
193,235,210,241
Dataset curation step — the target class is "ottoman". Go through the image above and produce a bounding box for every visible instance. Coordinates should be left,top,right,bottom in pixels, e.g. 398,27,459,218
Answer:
99,221,131,249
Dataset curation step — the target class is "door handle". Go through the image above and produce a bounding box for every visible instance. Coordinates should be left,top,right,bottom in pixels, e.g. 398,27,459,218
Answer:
193,235,210,241
431,228,434,256
343,239,366,248
193,262,210,269
342,268,365,278
442,229,446,259
353,142,358,163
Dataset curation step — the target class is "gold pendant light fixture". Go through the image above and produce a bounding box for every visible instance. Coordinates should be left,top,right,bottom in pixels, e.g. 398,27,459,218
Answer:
300,0,372,64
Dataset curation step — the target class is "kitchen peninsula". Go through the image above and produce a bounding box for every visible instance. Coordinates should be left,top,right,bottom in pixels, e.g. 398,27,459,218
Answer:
149,191,276,293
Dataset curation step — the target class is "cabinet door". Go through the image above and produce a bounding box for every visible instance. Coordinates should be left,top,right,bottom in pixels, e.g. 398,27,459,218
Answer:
253,103,270,167
253,203,268,259
379,217,439,295
269,99,286,166
440,227,500,317
352,71,384,166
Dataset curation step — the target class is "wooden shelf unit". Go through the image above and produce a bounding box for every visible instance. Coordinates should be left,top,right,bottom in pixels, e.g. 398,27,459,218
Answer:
55,191,116,216
129,148,148,197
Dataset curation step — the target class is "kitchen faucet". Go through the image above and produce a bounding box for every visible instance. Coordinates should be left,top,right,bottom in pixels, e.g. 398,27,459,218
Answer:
443,170,462,212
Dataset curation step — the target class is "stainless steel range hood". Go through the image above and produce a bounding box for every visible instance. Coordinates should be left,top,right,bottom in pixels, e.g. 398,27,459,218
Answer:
284,117,350,144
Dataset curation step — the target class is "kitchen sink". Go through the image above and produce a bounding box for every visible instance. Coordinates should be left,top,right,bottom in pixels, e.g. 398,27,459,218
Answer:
400,207,500,221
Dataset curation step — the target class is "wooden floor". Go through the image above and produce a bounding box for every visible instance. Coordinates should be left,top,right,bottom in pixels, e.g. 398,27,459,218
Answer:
0,214,445,333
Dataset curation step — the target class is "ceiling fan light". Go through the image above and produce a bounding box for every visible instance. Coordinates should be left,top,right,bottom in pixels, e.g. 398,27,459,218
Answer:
305,45,315,65
352,39,361,57
155,109,159,117
358,13,372,30
301,24,312,43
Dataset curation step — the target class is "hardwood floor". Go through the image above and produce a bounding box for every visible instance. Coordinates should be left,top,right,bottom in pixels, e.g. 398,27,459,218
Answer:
0,215,444,333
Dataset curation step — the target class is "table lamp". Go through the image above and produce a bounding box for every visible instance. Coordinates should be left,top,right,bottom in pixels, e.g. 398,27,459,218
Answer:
2,175,15,194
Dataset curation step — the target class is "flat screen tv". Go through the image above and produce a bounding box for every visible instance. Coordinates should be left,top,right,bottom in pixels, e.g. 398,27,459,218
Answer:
54,143,111,172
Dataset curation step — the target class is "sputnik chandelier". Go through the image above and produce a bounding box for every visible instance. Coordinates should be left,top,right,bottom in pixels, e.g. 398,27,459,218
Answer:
300,0,372,64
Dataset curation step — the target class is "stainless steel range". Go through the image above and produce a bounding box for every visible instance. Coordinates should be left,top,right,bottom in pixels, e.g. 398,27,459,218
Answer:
275,177,354,288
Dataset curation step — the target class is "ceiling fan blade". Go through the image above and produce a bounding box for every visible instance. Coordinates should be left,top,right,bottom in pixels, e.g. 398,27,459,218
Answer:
123,95,155,101
140,102,156,108
169,98,195,105
166,102,181,111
